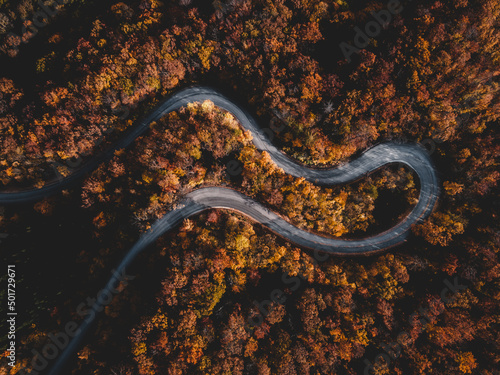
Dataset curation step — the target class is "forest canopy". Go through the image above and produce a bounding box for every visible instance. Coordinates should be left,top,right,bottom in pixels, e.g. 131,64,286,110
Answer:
0,0,499,374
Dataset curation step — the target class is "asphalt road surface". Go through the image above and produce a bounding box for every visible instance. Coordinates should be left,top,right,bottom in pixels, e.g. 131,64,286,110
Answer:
0,86,440,374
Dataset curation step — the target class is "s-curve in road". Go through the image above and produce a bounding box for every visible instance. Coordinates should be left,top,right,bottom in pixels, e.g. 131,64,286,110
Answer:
0,86,440,253
0,87,440,374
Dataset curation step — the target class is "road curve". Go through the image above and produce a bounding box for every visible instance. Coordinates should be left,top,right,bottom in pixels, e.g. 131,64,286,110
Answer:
0,86,440,374
0,86,440,251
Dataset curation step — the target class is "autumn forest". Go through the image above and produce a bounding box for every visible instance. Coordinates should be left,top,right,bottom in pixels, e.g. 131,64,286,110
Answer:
0,0,499,374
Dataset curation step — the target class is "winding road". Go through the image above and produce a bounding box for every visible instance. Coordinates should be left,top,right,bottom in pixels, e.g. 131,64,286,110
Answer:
0,86,440,374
